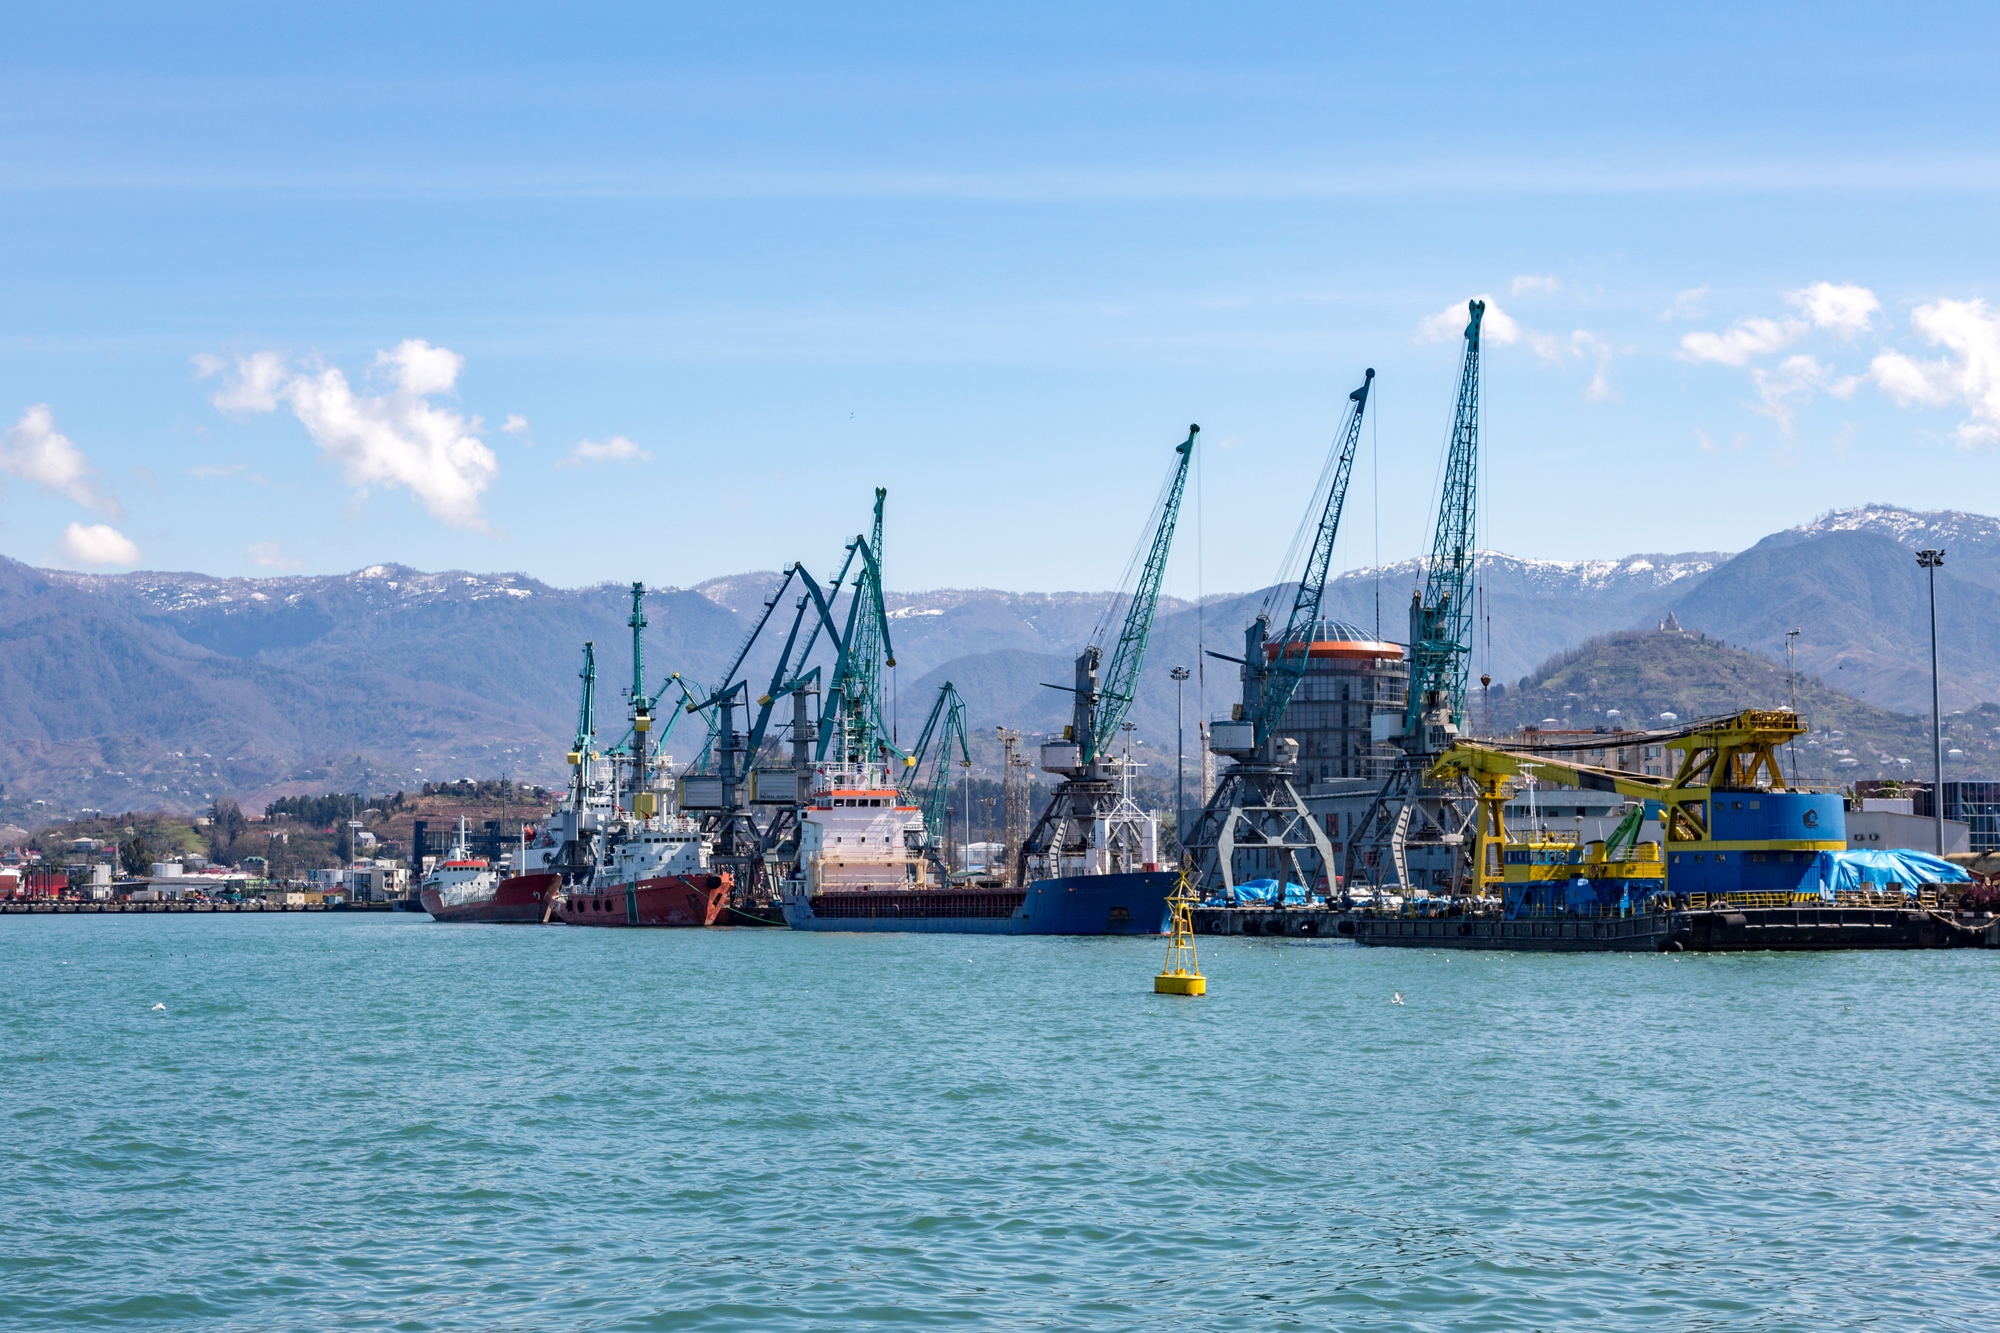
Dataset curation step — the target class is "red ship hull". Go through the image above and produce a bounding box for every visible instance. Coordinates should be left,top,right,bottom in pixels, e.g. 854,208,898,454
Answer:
559,873,731,927
421,871,560,924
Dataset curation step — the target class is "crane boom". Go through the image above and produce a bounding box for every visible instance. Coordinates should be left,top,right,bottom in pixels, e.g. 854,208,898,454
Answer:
901,681,971,861
572,641,597,755
1258,369,1373,743
819,532,898,762
1084,425,1197,763
1405,300,1483,749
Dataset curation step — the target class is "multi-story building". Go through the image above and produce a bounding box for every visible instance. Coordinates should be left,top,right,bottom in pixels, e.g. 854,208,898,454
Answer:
1943,782,2000,853
1267,618,1408,789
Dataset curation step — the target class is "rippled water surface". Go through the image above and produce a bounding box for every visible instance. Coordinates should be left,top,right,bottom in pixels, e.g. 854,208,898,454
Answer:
4,914,1998,1330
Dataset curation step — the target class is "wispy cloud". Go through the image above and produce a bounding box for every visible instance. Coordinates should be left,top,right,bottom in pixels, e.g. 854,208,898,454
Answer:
1,405,118,515
58,521,139,567
1660,285,1709,322
558,435,651,468
1747,354,1833,434
247,541,302,569
201,341,500,528
1679,315,1808,366
1510,274,1561,296
501,413,534,447
1680,282,1880,364
1869,297,2000,445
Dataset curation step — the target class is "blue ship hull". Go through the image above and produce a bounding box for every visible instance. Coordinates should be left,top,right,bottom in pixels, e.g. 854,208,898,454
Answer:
779,870,1177,935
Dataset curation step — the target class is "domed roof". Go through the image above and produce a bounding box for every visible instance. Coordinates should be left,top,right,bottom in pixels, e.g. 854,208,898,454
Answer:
1306,618,1380,642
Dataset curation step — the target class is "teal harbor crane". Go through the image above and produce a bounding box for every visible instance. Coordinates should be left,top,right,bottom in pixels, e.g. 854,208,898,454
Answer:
1404,299,1484,749
1186,371,1373,900
551,640,602,880
901,681,971,872
818,501,898,766
1347,301,1487,895
678,493,898,909
1021,426,1197,885
568,640,598,777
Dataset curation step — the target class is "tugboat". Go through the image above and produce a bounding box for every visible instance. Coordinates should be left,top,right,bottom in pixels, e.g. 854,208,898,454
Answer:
557,812,730,927
558,587,733,928
420,817,552,923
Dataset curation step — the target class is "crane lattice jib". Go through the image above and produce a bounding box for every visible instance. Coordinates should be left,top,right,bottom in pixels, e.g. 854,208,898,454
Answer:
1405,300,1484,740
902,682,970,850
1426,709,1809,844
839,489,889,758
1259,370,1373,743
818,534,899,763
574,642,597,753
1089,426,1198,763
628,582,647,706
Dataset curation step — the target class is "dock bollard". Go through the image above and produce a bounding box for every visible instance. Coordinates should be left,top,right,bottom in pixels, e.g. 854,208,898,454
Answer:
1154,869,1206,996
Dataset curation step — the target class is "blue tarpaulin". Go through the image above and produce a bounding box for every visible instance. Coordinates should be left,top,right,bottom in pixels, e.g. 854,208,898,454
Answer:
1209,878,1310,906
1796,849,1969,900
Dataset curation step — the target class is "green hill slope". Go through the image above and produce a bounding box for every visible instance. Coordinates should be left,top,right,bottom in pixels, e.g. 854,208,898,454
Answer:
1480,626,2000,785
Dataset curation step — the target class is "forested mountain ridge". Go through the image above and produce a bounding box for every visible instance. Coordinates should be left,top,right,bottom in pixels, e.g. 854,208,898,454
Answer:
3,504,1989,819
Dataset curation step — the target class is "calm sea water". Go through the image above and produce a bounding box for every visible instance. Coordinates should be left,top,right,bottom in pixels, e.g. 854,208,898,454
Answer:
3,915,1997,1331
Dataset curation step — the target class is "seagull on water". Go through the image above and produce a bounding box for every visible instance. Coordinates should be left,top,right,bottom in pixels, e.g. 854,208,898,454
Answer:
1391,992,1404,1005
151,1002,166,1011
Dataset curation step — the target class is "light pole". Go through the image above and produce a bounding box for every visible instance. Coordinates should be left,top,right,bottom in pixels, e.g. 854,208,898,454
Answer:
1918,549,1945,854
1171,666,1191,824
1785,629,1800,713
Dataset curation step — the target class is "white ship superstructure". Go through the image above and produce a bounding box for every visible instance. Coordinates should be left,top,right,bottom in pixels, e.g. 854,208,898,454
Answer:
422,818,501,910
590,812,713,890
794,762,931,893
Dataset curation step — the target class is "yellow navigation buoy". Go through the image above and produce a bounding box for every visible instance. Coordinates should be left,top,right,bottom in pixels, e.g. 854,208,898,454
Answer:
1154,870,1206,996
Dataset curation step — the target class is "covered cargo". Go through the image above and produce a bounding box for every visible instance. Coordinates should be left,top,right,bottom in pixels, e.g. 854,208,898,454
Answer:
1796,848,1969,899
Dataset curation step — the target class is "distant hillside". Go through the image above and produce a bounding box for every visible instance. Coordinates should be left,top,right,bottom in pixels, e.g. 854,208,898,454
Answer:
1484,626,2000,785
4,502,1995,820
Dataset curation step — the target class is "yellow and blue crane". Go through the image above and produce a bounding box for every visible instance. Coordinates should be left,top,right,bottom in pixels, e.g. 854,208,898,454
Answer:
1428,709,1847,911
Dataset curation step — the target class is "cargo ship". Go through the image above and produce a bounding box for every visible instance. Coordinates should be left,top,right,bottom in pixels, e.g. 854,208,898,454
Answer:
420,817,557,923
778,759,1175,934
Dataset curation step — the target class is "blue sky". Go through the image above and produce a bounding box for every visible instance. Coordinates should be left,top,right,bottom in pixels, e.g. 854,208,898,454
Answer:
3,2,1998,597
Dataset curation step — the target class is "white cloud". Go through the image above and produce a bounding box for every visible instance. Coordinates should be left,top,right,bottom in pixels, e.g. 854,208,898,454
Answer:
1678,282,1876,367
1418,295,1520,345
202,350,289,412
501,414,530,434
1787,281,1880,338
1572,332,1618,402
1679,316,1809,366
1695,428,1717,452
559,435,652,468
2,404,117,515
1519,329,1619,399
1747,354,1831,434
247,541,302,569
58,521,139,567
1868,297,2000,445
1660,286,1709,322
1510,274,1561,296
205,340,499,528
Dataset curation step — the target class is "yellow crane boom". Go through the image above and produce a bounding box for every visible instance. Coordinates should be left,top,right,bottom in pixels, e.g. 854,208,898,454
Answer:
1427,709,1813,896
